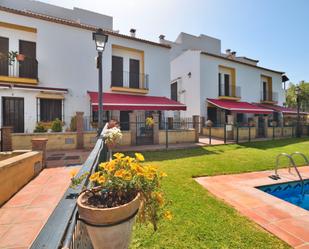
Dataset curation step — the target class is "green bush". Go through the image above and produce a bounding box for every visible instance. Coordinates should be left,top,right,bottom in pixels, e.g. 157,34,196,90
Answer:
70,116,77,131
34,122,47,133
51,118,63,132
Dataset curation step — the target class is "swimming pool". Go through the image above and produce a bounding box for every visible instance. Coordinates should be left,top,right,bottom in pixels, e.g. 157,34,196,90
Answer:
257,179,309,211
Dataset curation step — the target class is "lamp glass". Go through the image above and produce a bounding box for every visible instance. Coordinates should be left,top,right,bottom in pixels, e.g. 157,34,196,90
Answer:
295,86,301,96
93,30,108,52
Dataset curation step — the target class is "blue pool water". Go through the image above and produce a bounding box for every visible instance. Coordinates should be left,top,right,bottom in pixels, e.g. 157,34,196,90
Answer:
257,179,309,211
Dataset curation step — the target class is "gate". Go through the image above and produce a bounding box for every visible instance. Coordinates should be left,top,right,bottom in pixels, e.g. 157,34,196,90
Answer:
136,115,154,145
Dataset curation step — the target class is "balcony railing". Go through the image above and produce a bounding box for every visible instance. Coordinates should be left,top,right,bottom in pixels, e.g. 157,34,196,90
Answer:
218,84,241,98
260,91,278,103
0,57,38,79
111,70,149,90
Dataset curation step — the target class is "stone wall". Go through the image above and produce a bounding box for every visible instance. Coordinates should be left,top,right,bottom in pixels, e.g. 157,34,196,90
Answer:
158,129,196,144
0,151,42,205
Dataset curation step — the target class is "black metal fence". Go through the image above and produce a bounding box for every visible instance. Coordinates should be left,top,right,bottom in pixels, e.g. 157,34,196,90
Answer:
203,123,309,145
0,57,38,79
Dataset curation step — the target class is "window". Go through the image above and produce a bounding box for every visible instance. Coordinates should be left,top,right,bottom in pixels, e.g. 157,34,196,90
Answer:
40,99,62,122
112,56,123,87
224,74,230,96
19,40,37,79
0,36,9,76
218,73,222,96
129,59,140,88
171,82,178,101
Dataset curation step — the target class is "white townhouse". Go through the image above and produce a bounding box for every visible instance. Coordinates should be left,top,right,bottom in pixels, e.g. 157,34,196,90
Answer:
160,32,303,137
0,0,185,133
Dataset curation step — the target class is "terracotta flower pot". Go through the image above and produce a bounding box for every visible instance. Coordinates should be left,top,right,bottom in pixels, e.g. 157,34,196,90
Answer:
77,192,141,249
16,54,25,61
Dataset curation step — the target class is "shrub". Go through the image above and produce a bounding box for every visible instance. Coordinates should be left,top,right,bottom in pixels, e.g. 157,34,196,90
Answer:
70,116,77,131
34,122,47,133
51,118,63,132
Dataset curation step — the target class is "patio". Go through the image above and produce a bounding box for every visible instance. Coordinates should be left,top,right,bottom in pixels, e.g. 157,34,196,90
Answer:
196,166,309,248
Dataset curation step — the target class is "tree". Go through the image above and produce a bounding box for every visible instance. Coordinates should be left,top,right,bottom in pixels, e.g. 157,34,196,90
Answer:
286,81,309,112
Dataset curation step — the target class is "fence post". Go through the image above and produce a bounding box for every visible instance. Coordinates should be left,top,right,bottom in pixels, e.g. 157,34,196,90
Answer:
76,112,84,149
1,127,13,152
200,116,205,135
167,117,173,130
272,125,275,140
165,119,168,150
32,138,48,168
224,124,227,144
236,124,239,144
248,126,251,142
192,115,200,143
152,113,159,145
209,126,212,145
129,112,137,145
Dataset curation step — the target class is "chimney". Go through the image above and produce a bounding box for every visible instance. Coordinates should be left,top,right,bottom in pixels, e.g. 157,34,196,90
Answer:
159,34,165,42
231,51,236,59
226,49,231,55
130,28,136,37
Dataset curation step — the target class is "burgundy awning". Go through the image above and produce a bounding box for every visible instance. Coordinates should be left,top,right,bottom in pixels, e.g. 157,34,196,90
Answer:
88,92,186,111
255,103,308,115
207,98,273,114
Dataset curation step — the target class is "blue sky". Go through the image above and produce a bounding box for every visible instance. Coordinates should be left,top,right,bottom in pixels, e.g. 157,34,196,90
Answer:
41,0,309,84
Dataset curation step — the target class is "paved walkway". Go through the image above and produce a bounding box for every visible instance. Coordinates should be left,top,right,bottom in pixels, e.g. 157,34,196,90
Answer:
196,166,309,248
0,167,78,249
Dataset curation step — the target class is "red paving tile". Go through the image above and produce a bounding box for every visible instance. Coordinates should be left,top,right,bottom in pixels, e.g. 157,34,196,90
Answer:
0,166,79,249
196,166,309,248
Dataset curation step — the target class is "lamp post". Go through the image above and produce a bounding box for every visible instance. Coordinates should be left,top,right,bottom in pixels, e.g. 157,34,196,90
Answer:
93,28,108,135
295,85,301,137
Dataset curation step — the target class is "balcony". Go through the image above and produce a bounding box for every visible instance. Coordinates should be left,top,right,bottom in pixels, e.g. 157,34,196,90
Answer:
260,91,278,104
0,56,38,84
218,84,241,100
111,70,149,94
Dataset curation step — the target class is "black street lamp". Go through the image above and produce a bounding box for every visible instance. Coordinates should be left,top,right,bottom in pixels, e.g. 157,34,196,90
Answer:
295,85,302,137
93,28,108,135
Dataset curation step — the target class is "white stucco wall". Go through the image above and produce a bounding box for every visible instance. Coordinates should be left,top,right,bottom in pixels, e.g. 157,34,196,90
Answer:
170,50,201,117
0,10,170,131
200,54,284,119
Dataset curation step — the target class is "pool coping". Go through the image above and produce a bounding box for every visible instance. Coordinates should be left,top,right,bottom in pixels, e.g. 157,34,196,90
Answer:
196,166,309,248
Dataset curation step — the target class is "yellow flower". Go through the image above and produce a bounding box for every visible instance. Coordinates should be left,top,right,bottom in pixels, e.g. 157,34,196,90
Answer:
89,172,100,182
123,171,132,181
135,153,145,162
164,211,173,221
146,165,157,173
97,176,106,184
70,168,78,178
145,172,155,180
160,172,167,177
113,152,124,159
114,169,125,178
99,162,108,170
106,161,116,172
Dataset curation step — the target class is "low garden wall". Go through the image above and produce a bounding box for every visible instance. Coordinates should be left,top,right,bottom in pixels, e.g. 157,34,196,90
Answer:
12,132,78,150
12,130,132,151
234,127,257,140
267,127,293,138
202,127,234,140
0,151,42,206
158,129,196,144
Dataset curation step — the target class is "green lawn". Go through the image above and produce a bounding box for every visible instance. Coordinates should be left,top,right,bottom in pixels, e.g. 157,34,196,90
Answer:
130,138,309,249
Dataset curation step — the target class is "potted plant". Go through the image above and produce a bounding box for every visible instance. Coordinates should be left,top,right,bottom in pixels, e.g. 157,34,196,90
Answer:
51,118,63,132
72,152,170,249
145,116,154,128
103,121,122,161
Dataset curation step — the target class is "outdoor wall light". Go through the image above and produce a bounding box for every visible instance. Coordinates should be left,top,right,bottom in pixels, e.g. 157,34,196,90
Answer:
93,28,109,52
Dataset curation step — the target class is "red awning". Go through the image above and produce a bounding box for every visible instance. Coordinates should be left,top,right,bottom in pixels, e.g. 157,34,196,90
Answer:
88,92,186,111
207,98,273,114
255,103,308,115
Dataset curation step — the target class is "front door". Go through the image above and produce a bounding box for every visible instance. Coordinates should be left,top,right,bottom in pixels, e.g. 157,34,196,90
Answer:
119,111,131,131
257,115,265,138
19,40,37,78
2,97,24,133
